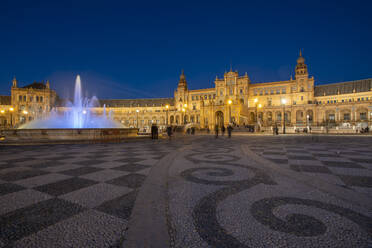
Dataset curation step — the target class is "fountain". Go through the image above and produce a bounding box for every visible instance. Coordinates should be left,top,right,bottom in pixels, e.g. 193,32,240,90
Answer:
2,75,138,143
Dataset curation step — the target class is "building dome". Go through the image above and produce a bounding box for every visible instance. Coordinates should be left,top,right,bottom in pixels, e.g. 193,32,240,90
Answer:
297,50,305,64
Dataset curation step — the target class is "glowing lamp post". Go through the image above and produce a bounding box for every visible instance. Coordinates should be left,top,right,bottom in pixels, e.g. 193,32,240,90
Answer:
136,109,139,128
228,99,232,124
281,98,287,134
9,107,14,128
165,105,169,126
182,108,185,124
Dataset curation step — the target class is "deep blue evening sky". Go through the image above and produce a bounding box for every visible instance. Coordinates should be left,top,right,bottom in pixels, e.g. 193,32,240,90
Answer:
0,0,371,99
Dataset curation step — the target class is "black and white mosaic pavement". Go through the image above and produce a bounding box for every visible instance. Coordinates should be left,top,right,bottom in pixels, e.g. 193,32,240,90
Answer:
1,135,371,247
242,136,372,196
168,136,372,248
0,140,182,247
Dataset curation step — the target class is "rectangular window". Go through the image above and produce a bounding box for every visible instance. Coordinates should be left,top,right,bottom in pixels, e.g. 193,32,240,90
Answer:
192,96,194,100
23,96,26,101
360,112,367,120
343,113,350,121
213,94,216,99
342,99,344,102
240,89,243,94
276,89,280,94
36,96,39,102
301,96,303,101
357,98,360,101
40,96,43,102
282,88,286,94
361,97,364,101
19,95,22,101
265,89,268,95
270,89,274,95
259,90,263,96
209,95,211,99
193,105,196,110
204,95,207,99
196,95,199,100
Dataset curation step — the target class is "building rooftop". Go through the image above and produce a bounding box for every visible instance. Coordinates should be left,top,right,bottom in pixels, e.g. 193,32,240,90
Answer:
21,82,47,90
314,78,372,96
0,95,11,105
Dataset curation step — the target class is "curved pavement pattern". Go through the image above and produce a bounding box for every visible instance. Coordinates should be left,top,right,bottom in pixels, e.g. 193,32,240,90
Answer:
0,135,371,247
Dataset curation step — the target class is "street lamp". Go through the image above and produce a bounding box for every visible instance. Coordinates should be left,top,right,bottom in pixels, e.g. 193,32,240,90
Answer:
136,109,139,128
165,105,169,126
182,108,185,124
228,99,232,123
281,99,287,134
9,107,14,128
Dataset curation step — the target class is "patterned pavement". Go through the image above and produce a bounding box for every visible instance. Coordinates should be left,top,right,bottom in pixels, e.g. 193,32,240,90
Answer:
0,135,371,247
244,136,372,195
0,141,183,248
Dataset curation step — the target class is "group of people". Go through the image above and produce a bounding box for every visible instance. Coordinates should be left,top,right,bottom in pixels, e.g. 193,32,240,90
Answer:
152,124,234,140
214,124,233,138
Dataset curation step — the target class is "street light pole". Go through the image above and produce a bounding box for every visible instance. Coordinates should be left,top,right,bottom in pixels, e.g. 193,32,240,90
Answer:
136,109,139,129
281,99,287,134
9,107,14,128
165,105,169,126
228,99,232,124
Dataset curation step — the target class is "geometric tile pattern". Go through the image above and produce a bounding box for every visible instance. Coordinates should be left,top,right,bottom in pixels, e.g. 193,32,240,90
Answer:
247,137,372,193
0,140,180,247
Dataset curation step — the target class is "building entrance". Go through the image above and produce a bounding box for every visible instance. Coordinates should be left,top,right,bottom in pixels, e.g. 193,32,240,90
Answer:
216,111,224,127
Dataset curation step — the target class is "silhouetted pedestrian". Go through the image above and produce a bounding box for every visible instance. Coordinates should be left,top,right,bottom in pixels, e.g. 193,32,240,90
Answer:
167,126,172,139
155,125,159,139
221,125,225,136
227,125,233,138
151,124,156,139
215,124,219,138
191,127,195,135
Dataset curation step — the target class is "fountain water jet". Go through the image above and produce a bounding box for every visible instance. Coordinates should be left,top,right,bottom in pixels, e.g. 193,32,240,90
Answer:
19,75,123,129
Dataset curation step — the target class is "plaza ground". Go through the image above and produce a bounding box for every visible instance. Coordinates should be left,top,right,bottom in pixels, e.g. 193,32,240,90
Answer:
0,134,371,247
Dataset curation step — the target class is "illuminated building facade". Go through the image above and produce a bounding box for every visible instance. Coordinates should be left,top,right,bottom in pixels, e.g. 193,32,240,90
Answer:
1,52,371,132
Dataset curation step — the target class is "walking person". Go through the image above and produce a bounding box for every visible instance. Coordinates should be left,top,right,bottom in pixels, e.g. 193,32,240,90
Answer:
221,125,225,136
191,127,195,135
215,124,219,138
151,124,156,139
166,125,172,140
155,124,159,139
227,124,233,138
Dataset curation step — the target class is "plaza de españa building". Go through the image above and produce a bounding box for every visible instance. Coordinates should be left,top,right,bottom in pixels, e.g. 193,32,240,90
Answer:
1,52,371,132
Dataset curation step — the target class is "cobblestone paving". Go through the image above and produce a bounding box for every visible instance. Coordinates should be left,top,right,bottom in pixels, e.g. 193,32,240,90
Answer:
167,135,372,248
242,136,372,196
1,135,371,248
0,140,183,248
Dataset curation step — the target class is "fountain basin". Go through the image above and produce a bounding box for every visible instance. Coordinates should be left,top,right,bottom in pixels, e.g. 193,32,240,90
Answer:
1,128,138,143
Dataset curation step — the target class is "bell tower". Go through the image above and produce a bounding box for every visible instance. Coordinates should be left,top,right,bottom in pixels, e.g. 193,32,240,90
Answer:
12,76,18,88
295,50,308,80
294,50,314,103
174,69,189,111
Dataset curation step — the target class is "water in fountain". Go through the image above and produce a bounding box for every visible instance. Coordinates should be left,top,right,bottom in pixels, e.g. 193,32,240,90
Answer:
19,75,123,129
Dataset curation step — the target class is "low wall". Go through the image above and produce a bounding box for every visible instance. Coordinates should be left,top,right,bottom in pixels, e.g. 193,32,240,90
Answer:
1,128,138,143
